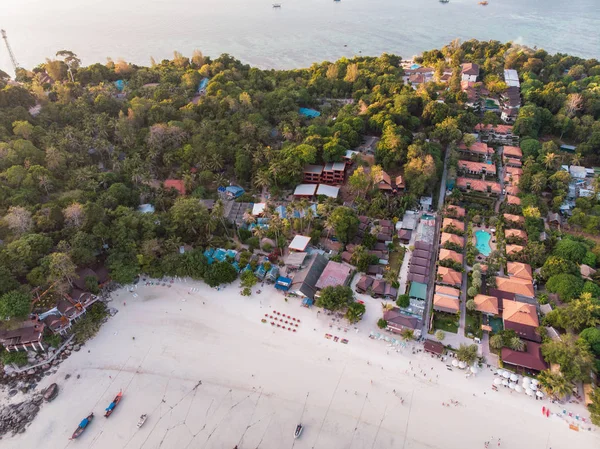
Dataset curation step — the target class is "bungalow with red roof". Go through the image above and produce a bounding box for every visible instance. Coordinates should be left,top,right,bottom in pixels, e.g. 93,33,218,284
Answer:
461,63,480,82
501,342,547,373
0,318,46,352
458,160,497,177
473,294,499,316
502,300,540,341
439,248,464,265
506,262,533,280
505,229,528,243
503,145,523,160
506,195,521,206
444,205,465,218
442,218,465,233
437,266,462,287
475,124,519,145
495,276,534,299
164,179,186,195
458,141,494,161
441,232,465,249
505,244,524,256
456,177,501,195
383,308,422,334
503,214,525,226
433,285,460,314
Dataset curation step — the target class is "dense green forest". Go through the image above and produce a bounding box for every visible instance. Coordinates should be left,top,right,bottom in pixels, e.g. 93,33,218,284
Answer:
1,39,600,322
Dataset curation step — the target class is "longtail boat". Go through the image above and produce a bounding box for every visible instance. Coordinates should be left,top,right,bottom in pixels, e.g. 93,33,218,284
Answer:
104,390,123,418
70,413,94,439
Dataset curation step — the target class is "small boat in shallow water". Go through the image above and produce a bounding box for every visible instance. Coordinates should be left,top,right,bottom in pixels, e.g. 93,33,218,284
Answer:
294,423,303,438
71,413,94,439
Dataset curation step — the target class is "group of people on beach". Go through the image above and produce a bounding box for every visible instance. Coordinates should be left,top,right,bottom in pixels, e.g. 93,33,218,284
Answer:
484,437,501,447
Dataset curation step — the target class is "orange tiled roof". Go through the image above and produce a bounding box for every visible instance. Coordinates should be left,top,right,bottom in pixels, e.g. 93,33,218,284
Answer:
505,229,527,241
503,146,523,159
475,124,514,134
439,248,464,264
503,214,524,225
503,300,539,326
495,276,535,297
445,205,465,217
505,244,524,255
506,195,521,205
164,179,186,195
434,294,460,312
505,166,523,176
458,160,497,174
437,266,462,286
441,233,465,248
506,262,533,280
506,186,520,196
474,294,499,315
442,218,465,232
456,177,502,194
458,141,494,156
435,285,460,298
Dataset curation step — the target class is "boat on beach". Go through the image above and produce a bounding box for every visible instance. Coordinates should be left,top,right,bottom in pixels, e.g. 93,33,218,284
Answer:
137,414,148,428
479,1,488,4
439,0,449,3
272,3,281,7
104,390,123,418
70,413,94,439
294,423,303,438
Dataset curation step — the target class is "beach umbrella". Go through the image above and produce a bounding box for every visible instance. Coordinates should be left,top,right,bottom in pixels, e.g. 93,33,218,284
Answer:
502,380,509,387
494,378,502,385
531,379,539,385
530,383,538,391
452,359,459,367
496,369,504,377
502,371,510,379
458,361,467,369
515,385,523,393
526,388,534,396
470,366,479,374
509,382,516,389
536,391,544,398
510,373,519,382
522,378,531,387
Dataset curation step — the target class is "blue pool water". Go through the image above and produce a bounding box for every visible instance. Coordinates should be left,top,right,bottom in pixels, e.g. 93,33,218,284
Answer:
475,230,492,257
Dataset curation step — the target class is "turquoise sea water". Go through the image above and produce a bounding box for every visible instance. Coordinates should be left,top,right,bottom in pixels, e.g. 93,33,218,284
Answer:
475,230,492,257
1,0,598,74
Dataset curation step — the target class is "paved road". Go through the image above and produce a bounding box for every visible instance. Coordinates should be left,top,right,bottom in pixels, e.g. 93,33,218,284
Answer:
437,145,451,211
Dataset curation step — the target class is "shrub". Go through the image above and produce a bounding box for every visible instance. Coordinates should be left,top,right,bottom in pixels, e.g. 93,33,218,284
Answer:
396,294,410,308
377,318,388,329
72,302,108,344
0,351,28,367
546,274,584,302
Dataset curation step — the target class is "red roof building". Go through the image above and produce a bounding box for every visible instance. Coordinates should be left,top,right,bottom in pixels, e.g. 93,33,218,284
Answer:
164,179,186,195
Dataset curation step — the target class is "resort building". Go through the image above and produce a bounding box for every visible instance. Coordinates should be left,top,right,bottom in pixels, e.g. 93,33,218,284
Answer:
502,300,540,342
316,184,340,199
503,145,523,160
383,308,422,334
456,177,502,195
289,235,312,252
473,294,499,316
315,261,352,292
505,229,528,243
475,124,519,145
506,195,521,206
0,318,46,352
506,262,533,280
293,184,317,198
164,179,186,195
501,342,548,373
461,63,480,82
457,160,497,177
503,213,525,226
444,205,465,218
441,232,465,249
438,248,464,265
433,285,460,314
495,276,535,299
303,165,323,183
289,254,328,300
505,244,524,256
437,266,462,287
457,141,494,160
321,162,346,185
442,218,465,233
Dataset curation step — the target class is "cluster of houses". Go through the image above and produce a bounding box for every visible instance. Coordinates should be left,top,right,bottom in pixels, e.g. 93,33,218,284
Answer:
0,267,108,353
381,212,437,337
559,164,599,215
433,205,466,315
500,69,522,123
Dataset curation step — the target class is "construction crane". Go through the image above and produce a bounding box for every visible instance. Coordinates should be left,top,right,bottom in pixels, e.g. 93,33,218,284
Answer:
1,29,20,75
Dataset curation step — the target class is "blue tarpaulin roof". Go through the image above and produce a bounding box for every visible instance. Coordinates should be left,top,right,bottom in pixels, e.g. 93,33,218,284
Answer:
225,186,245,197
114,80,125,92
299,108,321,118
275,276,292,291
302,298,314,306
198,78,209,92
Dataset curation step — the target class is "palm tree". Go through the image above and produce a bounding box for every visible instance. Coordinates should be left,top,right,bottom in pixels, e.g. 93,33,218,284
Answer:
489,334,504,350
456,343,479,365
508,336,525,351
305,206,315,234
543,152,557,170
401,328,414,341
571,153,583,166
466,299,476,311
253,170,271,193
537,370,572,400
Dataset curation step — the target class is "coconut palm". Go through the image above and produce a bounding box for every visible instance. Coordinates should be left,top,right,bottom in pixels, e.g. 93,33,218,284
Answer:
456,343,479,365
489,334,504,350
508,336,525,351
401,328,414,341
466,299,476,311
570,153,583,166
543,152,558,170
537,370,572,400
253,170,271,192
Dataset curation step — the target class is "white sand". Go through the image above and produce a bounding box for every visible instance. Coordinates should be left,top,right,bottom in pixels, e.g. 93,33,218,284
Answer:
2,279,598,449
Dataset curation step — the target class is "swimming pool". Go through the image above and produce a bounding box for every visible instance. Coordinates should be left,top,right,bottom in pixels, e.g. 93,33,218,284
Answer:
475,230,492,257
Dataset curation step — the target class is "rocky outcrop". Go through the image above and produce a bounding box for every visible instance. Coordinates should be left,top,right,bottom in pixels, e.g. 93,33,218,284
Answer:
0,394,43,437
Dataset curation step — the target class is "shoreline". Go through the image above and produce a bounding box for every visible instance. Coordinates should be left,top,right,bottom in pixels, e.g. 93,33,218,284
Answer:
0,278,597,448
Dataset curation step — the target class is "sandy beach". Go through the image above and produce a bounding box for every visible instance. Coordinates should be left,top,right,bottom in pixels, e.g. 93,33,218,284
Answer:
2,279,598,449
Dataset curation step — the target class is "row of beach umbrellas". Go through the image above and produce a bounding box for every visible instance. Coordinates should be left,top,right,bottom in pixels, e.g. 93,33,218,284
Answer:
494,371,544,398
451,359,479,374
